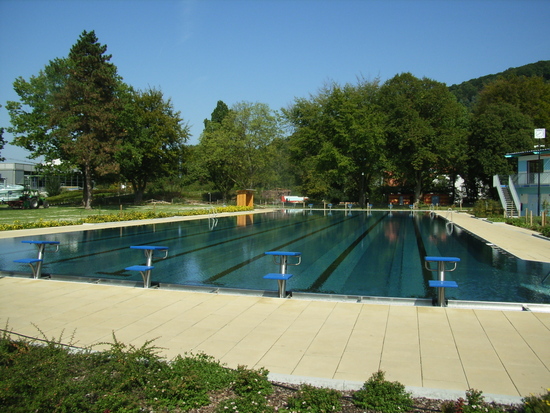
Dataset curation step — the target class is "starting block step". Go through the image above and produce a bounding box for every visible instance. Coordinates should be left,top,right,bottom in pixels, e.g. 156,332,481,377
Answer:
13,258,43,264
125,265,154,272
265,251,301,257
429,280,458,288
263,273,293,281
425,256,461,262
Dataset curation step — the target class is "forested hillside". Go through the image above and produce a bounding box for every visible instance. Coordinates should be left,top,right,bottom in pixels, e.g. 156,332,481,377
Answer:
449,60,550,109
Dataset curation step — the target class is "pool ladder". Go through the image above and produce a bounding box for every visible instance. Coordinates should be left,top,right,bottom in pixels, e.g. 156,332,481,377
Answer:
445,208,454,235
208,207,218,230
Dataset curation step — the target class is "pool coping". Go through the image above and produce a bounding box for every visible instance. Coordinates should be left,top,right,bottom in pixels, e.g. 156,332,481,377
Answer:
3,270,549,313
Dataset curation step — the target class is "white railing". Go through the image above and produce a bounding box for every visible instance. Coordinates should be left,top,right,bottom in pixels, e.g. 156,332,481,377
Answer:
493,175,520,217
508,176,521,214
493,175,507,211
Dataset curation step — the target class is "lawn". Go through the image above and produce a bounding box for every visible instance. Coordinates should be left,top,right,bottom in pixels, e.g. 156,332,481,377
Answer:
0,203,211,225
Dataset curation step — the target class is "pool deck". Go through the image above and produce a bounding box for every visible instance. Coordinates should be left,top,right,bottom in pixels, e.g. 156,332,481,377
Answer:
440,211,550,263
1,210,550,402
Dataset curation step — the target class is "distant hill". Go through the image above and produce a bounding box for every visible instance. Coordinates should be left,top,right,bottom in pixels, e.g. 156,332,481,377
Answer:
449,60,550,110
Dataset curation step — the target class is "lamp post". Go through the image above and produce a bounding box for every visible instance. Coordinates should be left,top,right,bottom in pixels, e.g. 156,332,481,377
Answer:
359,157,366,209
535,128,546,216
361,172,365,208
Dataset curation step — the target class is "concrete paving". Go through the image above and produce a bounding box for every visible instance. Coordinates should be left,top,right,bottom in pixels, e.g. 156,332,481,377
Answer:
1,210,549,402
440,211,550,263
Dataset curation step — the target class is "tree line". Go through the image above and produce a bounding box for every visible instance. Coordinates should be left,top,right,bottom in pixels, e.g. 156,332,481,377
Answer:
4,31,550,208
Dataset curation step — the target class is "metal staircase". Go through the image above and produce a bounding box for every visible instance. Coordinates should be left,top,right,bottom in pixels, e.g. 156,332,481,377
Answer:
500,185,519,217
493,175,520,217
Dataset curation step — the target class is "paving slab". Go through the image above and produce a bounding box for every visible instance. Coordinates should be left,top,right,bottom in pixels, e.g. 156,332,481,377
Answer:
439,211,550,263
2,276,549,400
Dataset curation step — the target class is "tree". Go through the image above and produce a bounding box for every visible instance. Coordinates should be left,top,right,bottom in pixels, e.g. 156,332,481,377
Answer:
6,58,69,161
198,101,282,202
229,101,282,188
197,101,235,201
378,73,469,203
264,136,297,192
6,30,123,209
449,60,550,110
50,30,123,209
284,79,386,203
118,87,189,204
466,75,550,196
203,100,230,132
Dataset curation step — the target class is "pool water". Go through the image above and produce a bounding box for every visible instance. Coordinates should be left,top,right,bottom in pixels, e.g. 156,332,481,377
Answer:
1,210,549,304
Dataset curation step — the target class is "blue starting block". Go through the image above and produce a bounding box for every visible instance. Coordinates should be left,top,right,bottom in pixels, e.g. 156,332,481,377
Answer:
264,251,302,298
428,280,458,289
13,258,43,279
425,256,460,307
125,265,155,287
14,240,60,279
127,246,168,288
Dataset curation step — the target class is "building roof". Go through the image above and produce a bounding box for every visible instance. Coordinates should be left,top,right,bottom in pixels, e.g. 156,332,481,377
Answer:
504,148,550,158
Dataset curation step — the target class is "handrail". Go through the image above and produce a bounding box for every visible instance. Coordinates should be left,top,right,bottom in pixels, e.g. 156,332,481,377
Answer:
493,175,507,212
208,206,218,230
508,176,521,216
509,172,550,186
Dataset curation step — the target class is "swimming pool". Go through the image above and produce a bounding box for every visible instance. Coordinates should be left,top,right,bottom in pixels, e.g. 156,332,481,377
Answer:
1,210,549,304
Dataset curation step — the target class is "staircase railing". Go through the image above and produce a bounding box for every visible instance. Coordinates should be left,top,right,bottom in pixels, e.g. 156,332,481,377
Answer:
494,175,507,211
493,175,520,217
508,176,521,217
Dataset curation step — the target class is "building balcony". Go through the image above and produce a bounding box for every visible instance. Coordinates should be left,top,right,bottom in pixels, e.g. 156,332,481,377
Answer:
510,172,550,187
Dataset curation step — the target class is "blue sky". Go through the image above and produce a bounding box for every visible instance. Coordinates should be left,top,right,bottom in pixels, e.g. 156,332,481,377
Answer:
1,0,549,162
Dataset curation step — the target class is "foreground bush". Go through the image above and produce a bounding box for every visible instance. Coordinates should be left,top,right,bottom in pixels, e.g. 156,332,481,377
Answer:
216,366,274,413
522,388,550,413
0,330,538,413
0,331,234,412
282,383,342,412
441,388,507,413
352,370,413,413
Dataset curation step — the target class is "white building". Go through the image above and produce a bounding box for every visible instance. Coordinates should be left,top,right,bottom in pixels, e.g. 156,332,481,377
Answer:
0,163,36,186
494,148,550,217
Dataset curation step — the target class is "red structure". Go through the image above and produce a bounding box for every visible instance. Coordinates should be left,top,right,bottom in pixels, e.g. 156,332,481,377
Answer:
388,193,450,206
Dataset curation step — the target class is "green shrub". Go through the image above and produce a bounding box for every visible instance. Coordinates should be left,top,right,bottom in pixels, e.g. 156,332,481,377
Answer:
216,395,274,413
505,217,550,238
169,352,235,391
352,370,413,413
0,331,232,412
44,175,62,197
441,388,506,413
231,365,273,398
214,366,274,413
522,388,550,413
282,384,342,413
472,199,504,217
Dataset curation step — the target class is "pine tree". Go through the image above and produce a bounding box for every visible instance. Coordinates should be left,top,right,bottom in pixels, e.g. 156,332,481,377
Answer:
50,30,123,209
